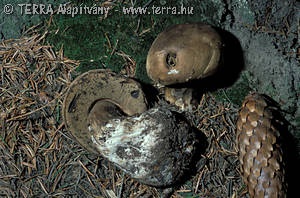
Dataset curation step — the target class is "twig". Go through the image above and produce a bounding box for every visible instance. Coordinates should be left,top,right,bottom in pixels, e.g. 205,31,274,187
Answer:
78,160,95,178
117,172,125,198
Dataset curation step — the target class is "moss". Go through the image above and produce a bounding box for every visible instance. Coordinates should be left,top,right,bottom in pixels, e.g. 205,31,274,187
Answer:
44,0,224,83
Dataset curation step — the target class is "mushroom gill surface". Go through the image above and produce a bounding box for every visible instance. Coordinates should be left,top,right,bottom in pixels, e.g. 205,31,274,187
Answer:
236,93,286,198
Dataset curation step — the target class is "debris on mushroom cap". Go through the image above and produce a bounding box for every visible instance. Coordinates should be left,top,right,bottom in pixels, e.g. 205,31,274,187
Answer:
146,22,222,86
236,93,286,198
88,105,198,187
63,69,147,154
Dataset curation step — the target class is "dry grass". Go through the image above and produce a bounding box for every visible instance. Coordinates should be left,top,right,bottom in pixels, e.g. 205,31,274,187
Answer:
0,27,247,197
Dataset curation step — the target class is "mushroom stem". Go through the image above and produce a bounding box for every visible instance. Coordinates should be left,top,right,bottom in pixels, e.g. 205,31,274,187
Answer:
164,87,198,112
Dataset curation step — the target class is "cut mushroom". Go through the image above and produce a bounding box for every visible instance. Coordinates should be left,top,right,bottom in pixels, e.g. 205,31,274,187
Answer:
146,22,222,86
63,69,199,187
63,69,148,154
88,104,198,187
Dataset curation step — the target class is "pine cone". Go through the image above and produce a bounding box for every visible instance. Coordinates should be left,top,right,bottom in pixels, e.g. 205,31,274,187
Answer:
236,93,286,198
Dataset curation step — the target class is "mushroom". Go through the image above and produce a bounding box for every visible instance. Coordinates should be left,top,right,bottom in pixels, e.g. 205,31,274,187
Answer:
164,87,197,112
236,93,286,198
63,69,147,154
146,22,222,86
63,69,199,187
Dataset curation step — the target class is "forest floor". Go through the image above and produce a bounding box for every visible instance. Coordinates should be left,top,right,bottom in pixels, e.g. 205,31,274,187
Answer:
0,28,248,198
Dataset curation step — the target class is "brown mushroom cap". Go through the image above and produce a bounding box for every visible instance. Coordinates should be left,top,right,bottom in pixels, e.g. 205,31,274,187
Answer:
63,69,147,154
146,22,222,85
